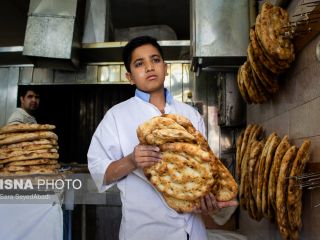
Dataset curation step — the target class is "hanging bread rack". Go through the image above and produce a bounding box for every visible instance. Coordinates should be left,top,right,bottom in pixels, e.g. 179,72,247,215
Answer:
288,171,320,207
281,0,320,38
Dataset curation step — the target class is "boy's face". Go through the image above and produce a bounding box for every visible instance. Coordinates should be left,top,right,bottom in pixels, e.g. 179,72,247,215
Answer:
125,44,167,93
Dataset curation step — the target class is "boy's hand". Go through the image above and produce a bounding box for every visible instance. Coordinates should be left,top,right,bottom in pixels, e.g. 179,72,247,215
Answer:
193,193,238,215
130,144,162,168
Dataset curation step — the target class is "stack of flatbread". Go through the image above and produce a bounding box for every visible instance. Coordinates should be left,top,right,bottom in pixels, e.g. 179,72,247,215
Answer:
137,114,238,213
0,124,60,176
237,2,295,104
236,124,311,240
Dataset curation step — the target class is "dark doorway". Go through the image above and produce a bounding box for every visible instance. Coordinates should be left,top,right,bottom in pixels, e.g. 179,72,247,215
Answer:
18,84,135,164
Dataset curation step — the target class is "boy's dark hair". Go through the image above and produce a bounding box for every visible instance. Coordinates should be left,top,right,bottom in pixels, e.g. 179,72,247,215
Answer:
19,86,40,98
122,36,164,73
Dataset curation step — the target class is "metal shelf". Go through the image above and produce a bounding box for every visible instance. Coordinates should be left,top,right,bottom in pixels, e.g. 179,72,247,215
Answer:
0,40,191,67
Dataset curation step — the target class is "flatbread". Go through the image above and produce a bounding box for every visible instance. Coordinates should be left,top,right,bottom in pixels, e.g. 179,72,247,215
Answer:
0,168,58,176
255,17,291,69
145,143,213,201
138,114,238,212
237,64,252,104
236,131,244,180
276,146,297,240
0,148,58,160
251,65,270,103
256,132,276,216
145,128,195,145
239,139,253,210
247,43,279,94
0,124,56,134
240,125,263,213
0,144,58,156
255,2,294,61
0,131,58,146
0,139,58,149
0,152,59,164
262,134,280,219
253,141,264,207
287,140,311,233
163,195,200,213
6,159,59,166
239,125,254,174
268,135,290,212
242,61,266,104
245,140,259,219
247,142,262,221
162,114,213,154
213,160,238,202
250,26,286,74
5,163,60,172
137,116,187,144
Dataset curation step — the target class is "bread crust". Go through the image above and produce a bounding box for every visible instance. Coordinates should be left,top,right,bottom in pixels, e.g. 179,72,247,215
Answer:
256,133,276,216
0,124,55,134
268,135,290,213
237,64,252,104
276,146,297,240
138,114,238,212
255,3,294,61
0,131,58,146
6,159,58,166
287,140,311,236
0,152,59,164
262,134,280,219
236,131,244,179
0,139,57,149
247,44,279,94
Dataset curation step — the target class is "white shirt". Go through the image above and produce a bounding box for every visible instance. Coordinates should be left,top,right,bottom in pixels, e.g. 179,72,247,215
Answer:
88,89,208,240
7,108,37,125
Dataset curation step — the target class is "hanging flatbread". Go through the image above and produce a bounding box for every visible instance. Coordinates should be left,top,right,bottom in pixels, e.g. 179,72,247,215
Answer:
268,135,290,211
250,26,286,74
262,134,280,219
247,43,279,94
237,64,252,104
255,2,294,62
236,131,244,179
287,140,311,234
276,146,297,240
256,133,276,215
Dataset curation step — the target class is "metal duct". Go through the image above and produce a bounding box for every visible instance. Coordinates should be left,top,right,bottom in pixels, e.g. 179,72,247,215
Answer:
190,0,250,71
23,0,84,70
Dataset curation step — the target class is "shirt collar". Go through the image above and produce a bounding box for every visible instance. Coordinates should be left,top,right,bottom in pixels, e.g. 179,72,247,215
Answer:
135,88,173,104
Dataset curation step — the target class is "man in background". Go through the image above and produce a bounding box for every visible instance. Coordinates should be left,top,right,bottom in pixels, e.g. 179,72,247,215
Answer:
7,87,40,124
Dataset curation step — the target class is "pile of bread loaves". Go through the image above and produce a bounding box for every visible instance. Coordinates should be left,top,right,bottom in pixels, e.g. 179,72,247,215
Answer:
236,124,311,240
137,114,238,213
237,2,295,104
0,124,60,176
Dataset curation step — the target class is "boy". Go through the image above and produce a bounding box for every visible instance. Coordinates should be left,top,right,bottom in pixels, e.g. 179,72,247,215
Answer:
88,36,237,240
